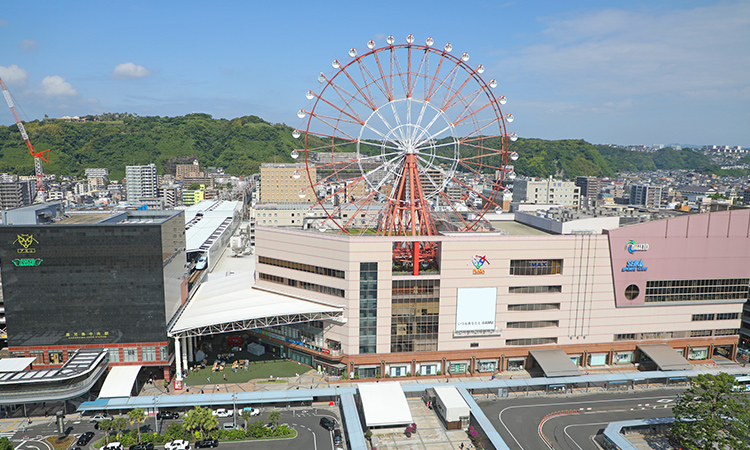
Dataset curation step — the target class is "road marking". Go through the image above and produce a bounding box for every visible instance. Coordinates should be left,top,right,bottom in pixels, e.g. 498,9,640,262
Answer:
563,422,609,450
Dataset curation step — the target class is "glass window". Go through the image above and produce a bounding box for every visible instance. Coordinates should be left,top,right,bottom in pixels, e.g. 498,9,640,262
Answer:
141,346,156,362
28,350,44,364
48,350,63,364
625,284,640,300
160,346,169,362
108,348,121,363
123,347,138,362
688,348,708,360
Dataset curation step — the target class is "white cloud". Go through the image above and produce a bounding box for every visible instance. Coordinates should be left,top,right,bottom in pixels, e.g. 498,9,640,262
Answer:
20,39,38,52
0,19,8,27
39,76,79,97
111,62,152,79
0,65,29,86
496,3,750,100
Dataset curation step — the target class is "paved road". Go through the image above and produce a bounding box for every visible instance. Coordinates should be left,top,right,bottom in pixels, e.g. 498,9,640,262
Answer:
479,388,684,450
5,407,339,450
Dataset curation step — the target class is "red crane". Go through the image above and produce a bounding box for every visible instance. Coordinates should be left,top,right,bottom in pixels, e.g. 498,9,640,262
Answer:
0,77,50,202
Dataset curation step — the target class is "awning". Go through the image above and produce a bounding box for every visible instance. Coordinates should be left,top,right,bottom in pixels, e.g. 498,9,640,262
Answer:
0,357,36,372
529,349,582,377
358,382,413,427
637,344,693,371
98,366,142,398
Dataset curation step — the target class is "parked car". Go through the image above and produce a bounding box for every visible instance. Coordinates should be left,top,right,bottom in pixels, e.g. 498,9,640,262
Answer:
333,428,343,447
103,443,123,450
164,440,190,450
77,432,95,446
319,417,335,431
89,414,111,423
194,439,218,448
156,411,179,420
129,443,154,450
212,408,233,418
222,422,240,431
242,406,260,416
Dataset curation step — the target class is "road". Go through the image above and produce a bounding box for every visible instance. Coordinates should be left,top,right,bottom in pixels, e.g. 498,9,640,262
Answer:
5,407,339,450
479,388,684,450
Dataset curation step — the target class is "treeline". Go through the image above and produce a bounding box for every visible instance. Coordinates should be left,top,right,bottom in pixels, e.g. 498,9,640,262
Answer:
0,113,738,180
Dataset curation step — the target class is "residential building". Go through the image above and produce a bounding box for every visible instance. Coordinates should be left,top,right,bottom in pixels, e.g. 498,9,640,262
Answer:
126,164,158,202
512,178,580,208
630,184,663,209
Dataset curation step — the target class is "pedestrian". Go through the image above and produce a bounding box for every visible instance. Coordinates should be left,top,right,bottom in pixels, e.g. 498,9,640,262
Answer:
200,389,204,394
459,443,464,449
216,384,220,391
207,376,210,383
186,387,190,393
166,386,169,393
223,375,227,382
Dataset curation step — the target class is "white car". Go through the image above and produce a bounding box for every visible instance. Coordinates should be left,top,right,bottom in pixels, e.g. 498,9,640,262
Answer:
103,443,123,450
165,440,190,450
89,414,111,423
242,406,260,416
212,408,233,418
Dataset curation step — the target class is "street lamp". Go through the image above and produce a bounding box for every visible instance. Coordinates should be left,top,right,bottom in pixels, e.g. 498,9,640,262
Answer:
153,396,159,434
232,393,237,428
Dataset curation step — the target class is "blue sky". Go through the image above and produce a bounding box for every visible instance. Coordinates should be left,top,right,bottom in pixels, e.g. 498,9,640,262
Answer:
1,0,748,147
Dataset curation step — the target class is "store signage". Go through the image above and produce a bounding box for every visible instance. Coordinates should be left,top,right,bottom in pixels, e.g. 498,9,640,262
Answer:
12,258,43,267
472,255,489,275
622,259,648,272
14,234,38,254
626,240,649,254
528,261,547,267
65,331,110,340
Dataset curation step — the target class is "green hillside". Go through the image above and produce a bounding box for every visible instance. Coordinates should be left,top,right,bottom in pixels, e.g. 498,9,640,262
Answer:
0,113,734,180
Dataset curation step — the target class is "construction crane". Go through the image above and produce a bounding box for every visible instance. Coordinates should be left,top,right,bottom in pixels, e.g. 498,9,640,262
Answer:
0,77,50,203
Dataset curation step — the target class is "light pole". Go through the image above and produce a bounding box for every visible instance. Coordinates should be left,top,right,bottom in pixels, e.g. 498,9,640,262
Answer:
232,393,237,429
153,396,159,434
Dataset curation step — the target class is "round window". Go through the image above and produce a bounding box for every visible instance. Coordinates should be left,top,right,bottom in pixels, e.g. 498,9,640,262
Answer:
624,284,640,300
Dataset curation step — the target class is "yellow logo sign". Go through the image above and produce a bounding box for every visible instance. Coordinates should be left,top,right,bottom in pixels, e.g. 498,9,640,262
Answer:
14,234,38,254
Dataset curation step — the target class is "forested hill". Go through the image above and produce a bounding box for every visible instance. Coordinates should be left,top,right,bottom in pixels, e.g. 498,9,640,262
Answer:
0,113,729,180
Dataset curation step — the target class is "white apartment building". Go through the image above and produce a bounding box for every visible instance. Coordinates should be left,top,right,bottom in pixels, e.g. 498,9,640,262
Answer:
512,178,580,208
126,164,158,202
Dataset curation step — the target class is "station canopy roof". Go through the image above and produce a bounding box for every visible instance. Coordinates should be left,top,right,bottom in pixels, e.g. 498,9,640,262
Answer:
637,344,694,371
529,349,582,377
358,382,413,427
169,273,344,338
98,365,142,398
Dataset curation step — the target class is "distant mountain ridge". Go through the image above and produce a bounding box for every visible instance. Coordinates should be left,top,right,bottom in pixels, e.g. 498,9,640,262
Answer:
0,113,738,180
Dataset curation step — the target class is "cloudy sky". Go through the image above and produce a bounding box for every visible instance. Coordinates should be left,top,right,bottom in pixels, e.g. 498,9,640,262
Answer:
0,0,748,147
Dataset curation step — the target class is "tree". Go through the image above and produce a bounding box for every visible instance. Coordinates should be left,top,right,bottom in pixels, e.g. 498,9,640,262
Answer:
671,373,750,449
128,408,147,443
182,406,218,439
0,437,14,450
239,410,254,432
98,419,113,444
111,417,129,440
268,410,281,427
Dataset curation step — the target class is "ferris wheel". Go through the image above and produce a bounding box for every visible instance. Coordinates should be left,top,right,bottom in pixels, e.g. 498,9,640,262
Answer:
292,34,517,266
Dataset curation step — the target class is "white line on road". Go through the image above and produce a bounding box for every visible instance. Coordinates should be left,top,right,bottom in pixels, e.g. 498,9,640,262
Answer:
563,422,609,450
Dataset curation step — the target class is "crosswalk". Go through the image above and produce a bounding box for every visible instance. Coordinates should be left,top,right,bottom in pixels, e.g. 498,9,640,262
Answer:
0,430,17,438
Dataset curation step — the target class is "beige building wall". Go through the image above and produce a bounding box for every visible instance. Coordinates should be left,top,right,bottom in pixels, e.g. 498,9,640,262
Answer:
254,226,743,363
259,164,316,204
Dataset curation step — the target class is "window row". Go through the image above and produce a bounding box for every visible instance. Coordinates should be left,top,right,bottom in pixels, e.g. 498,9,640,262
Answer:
258,256,345,279
509,259,563,276
508,285,562,294
507,303,561,311
692,313,740,321
645,278,749,303
506,320,559,329
506,337,558,346
258,272,345,298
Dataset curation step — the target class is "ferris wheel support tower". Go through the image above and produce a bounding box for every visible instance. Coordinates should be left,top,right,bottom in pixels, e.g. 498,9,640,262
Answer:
0,77,50,203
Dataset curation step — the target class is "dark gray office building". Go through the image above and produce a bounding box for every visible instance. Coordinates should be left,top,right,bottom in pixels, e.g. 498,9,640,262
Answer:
0,204,187,372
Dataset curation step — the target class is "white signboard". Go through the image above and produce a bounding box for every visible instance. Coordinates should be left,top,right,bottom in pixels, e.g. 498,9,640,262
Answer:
455,287,497,331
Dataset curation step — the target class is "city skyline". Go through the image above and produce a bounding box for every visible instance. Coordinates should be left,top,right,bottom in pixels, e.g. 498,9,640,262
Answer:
0,0,748,147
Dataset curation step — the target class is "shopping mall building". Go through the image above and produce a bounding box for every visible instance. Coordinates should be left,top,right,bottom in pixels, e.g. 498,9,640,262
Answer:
253,208,749,378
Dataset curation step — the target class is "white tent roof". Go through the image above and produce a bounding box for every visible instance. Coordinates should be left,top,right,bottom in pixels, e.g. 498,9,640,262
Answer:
0,357,36,372
98,366,142,398
358,382,413,427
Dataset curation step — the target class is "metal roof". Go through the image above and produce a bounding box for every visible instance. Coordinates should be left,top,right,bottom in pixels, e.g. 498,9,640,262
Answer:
0,357,35,372
529,348,582,377
637,344,694,371
182,200,241,253
98,366,142,398
358,382,412,427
